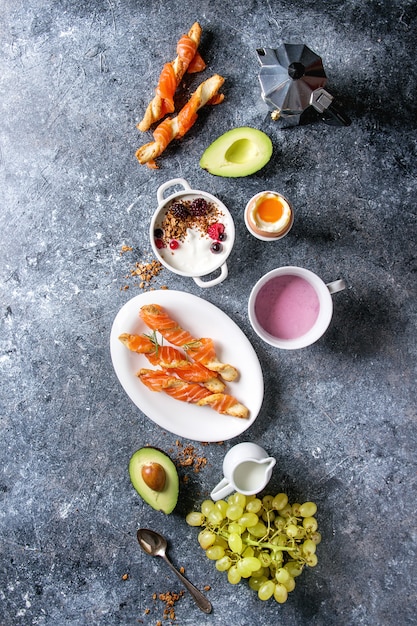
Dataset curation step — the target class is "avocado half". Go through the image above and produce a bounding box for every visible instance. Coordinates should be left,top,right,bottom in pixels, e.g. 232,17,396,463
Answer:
199,127,273,177
129,447,179,514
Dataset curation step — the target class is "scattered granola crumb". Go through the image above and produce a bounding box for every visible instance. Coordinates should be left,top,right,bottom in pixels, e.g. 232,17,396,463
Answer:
179,566,185,574
144,608,150,615
204,585,211,591
157,590,184,623
121,573,129,581
120,249,165,292
120,245,133,254
174,441,208,474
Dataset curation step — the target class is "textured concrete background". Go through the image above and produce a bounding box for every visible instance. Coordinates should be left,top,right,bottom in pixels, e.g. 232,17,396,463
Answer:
1,1,416,625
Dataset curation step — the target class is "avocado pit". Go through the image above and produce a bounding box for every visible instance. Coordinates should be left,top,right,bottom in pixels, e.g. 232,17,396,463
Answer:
141,462,166,491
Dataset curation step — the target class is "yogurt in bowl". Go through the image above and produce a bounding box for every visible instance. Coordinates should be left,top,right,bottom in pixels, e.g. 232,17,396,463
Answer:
151,178,235,288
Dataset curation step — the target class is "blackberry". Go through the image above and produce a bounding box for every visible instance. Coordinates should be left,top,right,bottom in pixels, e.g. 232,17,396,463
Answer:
170,202,189,219
189,197,209,216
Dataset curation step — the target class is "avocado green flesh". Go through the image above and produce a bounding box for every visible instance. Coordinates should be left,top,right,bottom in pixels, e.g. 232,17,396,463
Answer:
129,447,179,514
200,127,273,177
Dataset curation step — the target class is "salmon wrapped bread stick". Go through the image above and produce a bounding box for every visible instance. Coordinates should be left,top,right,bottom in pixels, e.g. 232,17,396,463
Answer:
136,74,225,169
138,369,249,418
137,22,206,132
139,304,238,382
118,333,225,393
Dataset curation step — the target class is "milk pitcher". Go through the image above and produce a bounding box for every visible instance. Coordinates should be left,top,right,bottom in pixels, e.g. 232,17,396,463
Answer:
210,442,276,501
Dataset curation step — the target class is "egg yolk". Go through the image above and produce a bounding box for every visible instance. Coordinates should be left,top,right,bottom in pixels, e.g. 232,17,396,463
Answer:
257,197,285,223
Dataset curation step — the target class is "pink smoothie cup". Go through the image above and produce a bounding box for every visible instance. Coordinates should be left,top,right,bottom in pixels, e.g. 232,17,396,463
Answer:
248,266,346,349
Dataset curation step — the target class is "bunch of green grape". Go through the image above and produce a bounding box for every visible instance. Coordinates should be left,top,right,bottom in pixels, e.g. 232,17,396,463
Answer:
186,492,320,604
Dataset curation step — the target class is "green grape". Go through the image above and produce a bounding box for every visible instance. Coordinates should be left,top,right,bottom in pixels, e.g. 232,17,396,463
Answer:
275,533,288,546
299,501,317,517
258,580,275,601
275,567,291,584
215,556,232,571
273,583,288,604
248,521,267,538
305,553,318,567
295,526,306,539
249,574,268,591
239,512,259,528
303,516,318,533
228,522,244,535
279,503,292,517
186,511,205,526
198,529,216,550
258,551,272,567
246,498,262,513
261,509,275,523
251,565,266,578
215,500,228,516
310,531,322,545
206,545,225,561
213,536,228,549
228,532,243,554
233,493,247,508
302,539,317,556
241,556,262,573
201,499,215,516
226,504,244,520
273,517,286,532
284,561,304,577
283,576,296,592
292,503,301,516
242,546,255,558
262,495,274,510
207,508,224,525
227,565,241,584
236,560,252,578
271,550,283,567
286,524,299,538
272,493,288,511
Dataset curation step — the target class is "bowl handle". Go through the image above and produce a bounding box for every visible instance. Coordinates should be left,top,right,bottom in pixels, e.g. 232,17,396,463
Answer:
193,262,228,288
157,178,191,204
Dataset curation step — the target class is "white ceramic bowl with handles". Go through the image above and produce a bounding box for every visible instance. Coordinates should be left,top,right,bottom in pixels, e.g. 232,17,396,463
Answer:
150,178,235,288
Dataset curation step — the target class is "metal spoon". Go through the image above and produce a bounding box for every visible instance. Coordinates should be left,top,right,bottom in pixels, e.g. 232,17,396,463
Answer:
136,528,212,614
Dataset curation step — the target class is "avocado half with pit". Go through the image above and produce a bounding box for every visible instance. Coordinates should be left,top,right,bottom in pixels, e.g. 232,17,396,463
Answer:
200,127,273,177
129,447,179,514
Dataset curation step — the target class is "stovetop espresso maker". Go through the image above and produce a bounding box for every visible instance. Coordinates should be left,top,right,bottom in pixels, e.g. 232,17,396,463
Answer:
257,43,351,126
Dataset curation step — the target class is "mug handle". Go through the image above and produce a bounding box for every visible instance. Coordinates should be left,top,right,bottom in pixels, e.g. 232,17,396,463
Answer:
326,279,346,294
157,178,191,204
193,263,228,289
210,477,234,502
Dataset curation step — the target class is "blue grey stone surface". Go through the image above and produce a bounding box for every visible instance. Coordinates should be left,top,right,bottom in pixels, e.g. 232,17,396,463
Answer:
1,1,416,624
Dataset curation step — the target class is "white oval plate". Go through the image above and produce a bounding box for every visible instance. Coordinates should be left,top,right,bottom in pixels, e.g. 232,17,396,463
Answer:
110,290,264,442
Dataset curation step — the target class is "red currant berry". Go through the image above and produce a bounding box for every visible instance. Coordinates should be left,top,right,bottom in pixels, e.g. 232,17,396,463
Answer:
155,238,165,249
169,240,179,250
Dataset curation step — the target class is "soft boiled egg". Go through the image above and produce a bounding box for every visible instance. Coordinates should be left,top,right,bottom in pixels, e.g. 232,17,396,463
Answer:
245,191,294,240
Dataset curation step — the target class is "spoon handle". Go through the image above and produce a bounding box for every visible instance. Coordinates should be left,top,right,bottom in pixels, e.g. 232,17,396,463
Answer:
162,555,212,613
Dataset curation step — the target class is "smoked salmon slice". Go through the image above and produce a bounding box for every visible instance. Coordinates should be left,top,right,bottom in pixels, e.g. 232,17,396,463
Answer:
139,304,238,381
137,22,205,132
155,63,177,115
118,332,225,392
138,369,248,418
